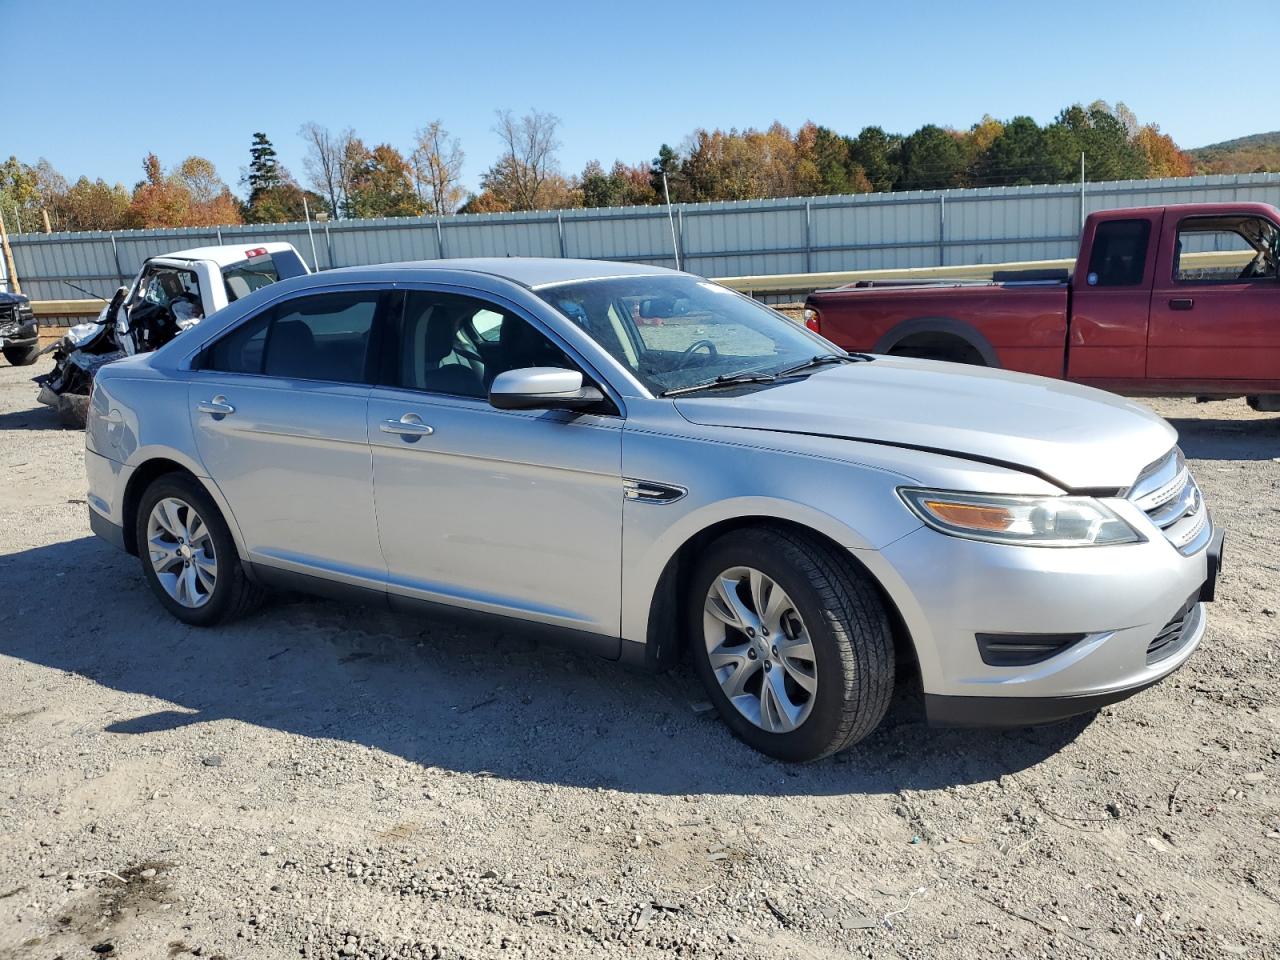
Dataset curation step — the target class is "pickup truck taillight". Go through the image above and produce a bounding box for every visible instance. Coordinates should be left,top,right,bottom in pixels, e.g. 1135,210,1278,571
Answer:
802,306,821,333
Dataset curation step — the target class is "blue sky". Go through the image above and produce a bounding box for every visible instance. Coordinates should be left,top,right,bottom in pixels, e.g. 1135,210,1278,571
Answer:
5,0,1271,197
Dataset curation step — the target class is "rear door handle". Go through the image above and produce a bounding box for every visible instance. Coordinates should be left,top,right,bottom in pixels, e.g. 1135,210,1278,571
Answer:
380,414,434,439
1168,298,1194,311
197,396,235,416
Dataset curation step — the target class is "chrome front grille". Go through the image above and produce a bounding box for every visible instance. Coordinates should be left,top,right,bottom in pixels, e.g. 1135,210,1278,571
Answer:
1128,448,1211,555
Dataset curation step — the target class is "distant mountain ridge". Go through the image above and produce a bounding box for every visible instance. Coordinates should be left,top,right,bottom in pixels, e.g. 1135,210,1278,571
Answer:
1187,131,1280,174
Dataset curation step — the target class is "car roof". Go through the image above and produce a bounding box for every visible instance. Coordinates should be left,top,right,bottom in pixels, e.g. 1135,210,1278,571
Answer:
331,257,679,289
148,241,298,267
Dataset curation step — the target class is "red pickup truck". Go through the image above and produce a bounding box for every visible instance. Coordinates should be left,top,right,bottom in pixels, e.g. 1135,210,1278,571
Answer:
803,202,1280,409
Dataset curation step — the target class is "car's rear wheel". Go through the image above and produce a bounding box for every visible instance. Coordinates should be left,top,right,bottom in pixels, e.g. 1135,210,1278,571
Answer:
3,343,40,366
135,473,264,626
689,525,895,761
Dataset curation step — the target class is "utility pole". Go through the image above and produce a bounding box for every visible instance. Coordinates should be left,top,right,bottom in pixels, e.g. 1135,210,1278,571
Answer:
662,172,681,271
0,208,21,295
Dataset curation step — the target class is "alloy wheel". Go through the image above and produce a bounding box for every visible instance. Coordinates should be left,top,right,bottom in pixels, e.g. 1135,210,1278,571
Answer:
146,497,218,608
703,566,818,733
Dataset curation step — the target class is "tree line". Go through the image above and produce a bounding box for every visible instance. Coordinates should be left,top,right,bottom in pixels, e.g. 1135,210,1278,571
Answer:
0,101,1196,233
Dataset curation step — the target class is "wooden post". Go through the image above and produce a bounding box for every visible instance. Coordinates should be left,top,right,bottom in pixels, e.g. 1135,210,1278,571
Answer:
0,209,20,295
41,208,52,234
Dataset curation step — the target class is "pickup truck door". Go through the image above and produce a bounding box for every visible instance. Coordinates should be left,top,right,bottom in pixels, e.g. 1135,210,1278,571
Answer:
1147,211,1280,383
1066,214,1160,384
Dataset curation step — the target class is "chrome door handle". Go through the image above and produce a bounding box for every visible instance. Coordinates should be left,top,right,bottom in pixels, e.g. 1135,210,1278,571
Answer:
380,415,434,438
197,396,235,416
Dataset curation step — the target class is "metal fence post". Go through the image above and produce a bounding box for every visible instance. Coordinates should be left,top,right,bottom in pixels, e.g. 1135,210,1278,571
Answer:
557,212,567,258
216,226,223,245
804,201,813,274
109,232,125,285
435,216,445,259
677,208,685,271
324,221,336,268
938,195,946,266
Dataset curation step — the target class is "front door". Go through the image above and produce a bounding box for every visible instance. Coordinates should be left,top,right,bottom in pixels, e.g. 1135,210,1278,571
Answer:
190,288,386,588
1147,211,1280,383
367,289,623,645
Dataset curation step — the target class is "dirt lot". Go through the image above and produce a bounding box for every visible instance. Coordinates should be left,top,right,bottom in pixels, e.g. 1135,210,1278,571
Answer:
0,355,1277,960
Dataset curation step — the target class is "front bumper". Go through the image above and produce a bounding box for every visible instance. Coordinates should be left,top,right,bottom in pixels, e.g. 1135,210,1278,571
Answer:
859,519,1220,724
0,317,38,347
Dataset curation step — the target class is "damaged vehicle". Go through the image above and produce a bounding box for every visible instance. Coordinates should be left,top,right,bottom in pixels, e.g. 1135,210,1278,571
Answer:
0,290,39,366
86,258,1222,762
38,243,308,424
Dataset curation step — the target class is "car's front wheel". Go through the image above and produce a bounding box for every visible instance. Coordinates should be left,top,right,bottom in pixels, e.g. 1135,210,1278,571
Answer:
690,525,895,761
135,473,265,626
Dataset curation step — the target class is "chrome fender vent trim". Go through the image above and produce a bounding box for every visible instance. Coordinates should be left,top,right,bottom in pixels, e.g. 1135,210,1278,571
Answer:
623,479,687,504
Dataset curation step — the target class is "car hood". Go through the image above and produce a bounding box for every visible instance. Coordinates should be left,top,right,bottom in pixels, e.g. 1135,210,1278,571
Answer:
0,291,30,307
672,357,1176,491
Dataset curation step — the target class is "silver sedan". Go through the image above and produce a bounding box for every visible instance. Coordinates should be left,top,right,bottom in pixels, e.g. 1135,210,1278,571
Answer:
85,259,1221,761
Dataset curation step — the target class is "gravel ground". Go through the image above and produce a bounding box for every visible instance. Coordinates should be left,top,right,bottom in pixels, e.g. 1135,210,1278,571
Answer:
1,355,1278,960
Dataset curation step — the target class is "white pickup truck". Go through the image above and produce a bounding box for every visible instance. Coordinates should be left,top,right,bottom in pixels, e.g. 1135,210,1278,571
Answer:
38,242,309,422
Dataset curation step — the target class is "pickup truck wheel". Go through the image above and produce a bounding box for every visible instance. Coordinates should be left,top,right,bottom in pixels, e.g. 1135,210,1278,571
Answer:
2,343,40,366
690,525,895,762
134,474,265,626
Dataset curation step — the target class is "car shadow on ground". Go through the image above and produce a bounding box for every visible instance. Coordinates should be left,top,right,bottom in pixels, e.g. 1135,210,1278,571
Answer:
0,536,1092,798
1165,414,1279,461
0,403,68,431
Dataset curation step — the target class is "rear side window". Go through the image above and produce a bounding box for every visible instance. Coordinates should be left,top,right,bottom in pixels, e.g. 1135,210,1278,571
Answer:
1086,219,1151,287
202,291,379,383
1173,215,1279,282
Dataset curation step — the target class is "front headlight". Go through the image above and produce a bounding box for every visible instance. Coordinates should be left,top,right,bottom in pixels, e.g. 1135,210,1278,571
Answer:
898,488,1142,547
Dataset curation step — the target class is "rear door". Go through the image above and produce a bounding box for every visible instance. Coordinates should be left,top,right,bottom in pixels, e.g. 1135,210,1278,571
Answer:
190,287,387,589
1147,212,1280,383
1066,214,1159,384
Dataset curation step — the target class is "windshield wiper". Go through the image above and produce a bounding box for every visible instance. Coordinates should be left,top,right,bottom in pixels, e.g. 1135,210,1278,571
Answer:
774,353,869,379
660,372,778,397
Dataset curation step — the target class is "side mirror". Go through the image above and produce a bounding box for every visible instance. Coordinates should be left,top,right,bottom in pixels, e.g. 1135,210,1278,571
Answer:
488,367,604,411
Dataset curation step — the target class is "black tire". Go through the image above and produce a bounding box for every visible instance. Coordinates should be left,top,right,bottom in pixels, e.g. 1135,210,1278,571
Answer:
689,525,895,762
3,343,40,366
134,472,266,626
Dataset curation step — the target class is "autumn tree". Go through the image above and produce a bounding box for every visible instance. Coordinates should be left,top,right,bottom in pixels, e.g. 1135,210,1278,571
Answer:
126,154,191,228
347,144,425,218
52,177,131,231
1135,124,1192,178
410,121,466,215
480,109,563,211
176,156,242,225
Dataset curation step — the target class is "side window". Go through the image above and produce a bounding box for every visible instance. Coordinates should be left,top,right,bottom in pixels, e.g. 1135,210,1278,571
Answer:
202,291,379,383
264,292,378,382
1174,216,1279,283
391,291,573,398
1086,219,1151,287
204,307,272,374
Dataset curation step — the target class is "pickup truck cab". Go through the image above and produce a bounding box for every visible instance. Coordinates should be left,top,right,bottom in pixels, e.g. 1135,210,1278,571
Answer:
804,202,1280,409
116,242,310,353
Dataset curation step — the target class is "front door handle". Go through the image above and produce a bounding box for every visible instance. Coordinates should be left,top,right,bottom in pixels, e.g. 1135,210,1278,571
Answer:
197,396,235,417
380,414,434,439
1169,298,1195,311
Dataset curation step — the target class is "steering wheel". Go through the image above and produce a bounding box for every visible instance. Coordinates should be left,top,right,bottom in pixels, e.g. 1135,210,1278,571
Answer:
674,338,719,370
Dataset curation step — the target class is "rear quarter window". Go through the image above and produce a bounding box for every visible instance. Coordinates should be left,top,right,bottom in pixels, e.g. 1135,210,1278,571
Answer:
1086,219,1151,287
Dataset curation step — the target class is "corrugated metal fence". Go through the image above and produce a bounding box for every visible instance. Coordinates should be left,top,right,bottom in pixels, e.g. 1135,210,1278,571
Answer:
4,172,1279,301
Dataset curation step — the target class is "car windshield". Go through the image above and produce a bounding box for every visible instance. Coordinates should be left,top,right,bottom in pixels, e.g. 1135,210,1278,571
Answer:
534,275,837,395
